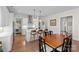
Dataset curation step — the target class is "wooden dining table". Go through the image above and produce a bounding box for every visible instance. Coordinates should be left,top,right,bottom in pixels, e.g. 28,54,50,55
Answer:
43,34,65,52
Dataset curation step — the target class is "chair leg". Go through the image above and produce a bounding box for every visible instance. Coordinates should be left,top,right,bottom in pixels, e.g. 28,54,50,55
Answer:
69,47,72,52
44,44,46,52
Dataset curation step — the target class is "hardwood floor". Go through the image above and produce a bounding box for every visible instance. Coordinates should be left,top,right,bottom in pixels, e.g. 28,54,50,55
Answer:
11,34,79,52
72,40,79,52
11,34,39,52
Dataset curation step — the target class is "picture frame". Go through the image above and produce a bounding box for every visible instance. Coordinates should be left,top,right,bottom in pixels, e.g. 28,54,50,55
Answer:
50,19,56,26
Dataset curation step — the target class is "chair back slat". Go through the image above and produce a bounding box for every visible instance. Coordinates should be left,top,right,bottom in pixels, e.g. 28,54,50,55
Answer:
39,36,46,52
62,36,72,52
44,32,48,36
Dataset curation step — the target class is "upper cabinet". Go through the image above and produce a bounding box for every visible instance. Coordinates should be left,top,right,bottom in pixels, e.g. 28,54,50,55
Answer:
0,6,10,27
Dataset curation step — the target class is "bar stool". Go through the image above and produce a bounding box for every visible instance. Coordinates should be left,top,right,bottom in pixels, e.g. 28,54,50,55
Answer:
0,41,3,52
30,30,36,41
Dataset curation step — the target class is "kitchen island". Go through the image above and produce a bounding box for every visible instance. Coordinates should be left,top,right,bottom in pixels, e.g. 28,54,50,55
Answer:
0,26,13,52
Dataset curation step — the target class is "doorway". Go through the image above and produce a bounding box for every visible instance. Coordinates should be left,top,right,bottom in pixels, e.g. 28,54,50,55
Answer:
15,18,22,34
60,16,73,35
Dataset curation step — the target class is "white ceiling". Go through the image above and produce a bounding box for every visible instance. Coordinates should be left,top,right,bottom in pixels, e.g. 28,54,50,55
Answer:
10,6,79,17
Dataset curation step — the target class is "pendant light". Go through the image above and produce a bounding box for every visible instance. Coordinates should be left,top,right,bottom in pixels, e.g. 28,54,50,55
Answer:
33,8,37,19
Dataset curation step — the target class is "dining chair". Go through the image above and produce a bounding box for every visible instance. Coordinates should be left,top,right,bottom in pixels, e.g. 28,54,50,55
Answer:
0,41,3,52
39,36,46,52
43,29,48,36
44,31,49,36
48,31,53,35
62,37,72,52
68,34,72,52
44,29,48,32
38,29,43,37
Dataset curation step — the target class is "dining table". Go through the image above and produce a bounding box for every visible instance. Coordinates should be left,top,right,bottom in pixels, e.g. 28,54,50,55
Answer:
43,34,65,52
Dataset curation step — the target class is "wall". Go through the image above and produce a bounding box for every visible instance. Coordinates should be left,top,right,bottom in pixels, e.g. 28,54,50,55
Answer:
1,7,10,26
0,7,14,51
9,13,14,33
46,8,79,41
0,7,1,26
0,6,14,32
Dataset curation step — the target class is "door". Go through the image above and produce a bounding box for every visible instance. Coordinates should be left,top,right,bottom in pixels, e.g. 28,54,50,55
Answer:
15,18,22,34
60,16,73,35
67,16,72,34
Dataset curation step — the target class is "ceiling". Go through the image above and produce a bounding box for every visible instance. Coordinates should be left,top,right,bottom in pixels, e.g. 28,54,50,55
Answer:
8,6,79,17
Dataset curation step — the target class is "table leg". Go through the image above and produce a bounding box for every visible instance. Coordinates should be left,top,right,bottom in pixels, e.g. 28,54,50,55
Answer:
51,48,60,52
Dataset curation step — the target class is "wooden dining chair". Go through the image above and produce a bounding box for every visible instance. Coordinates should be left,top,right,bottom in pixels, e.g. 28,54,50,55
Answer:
43,31,48,36
43,29,48,36
38,29,43,37
68,35,72,52
44,29,48,32
48,31,53,35
62,36,72,52
0,41,3,52
62,37,69,52
39,36,46,52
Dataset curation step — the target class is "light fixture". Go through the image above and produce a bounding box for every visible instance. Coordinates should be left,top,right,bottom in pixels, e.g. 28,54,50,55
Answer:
33,8,37,19
38,10,42,29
